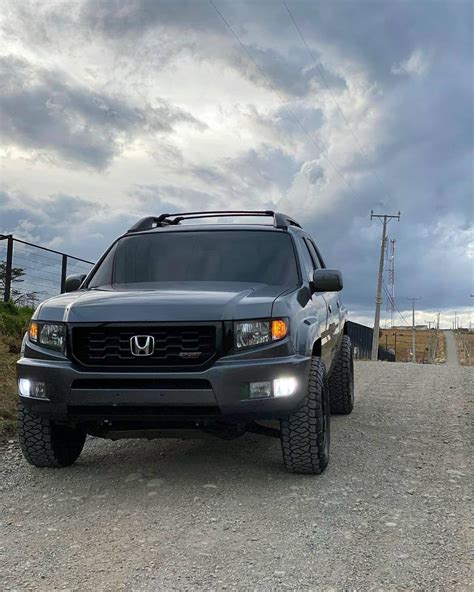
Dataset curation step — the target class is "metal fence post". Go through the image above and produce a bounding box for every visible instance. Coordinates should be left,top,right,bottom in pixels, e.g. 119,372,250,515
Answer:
60,254,68,293
3,235,14,302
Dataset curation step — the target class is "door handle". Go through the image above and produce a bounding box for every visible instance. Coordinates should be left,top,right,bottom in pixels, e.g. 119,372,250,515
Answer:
328,304,332,313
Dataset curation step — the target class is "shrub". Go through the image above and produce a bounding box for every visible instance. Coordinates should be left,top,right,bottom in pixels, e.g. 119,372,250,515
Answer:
0,301,34,340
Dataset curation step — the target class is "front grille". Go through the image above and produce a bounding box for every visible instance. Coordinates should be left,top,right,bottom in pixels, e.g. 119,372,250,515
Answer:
71,324,217,369
71,378,211,390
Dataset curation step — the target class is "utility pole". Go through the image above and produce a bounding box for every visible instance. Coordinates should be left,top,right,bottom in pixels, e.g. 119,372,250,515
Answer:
437,312,440,331
407,297,421,363
370,211,401,361
425,320,433,363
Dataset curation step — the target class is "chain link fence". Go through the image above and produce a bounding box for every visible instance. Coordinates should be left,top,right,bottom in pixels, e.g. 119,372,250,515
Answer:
0,235,94,306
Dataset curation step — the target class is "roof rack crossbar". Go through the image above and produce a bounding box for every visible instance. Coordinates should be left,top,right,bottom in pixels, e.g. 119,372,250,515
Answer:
126,210,301,233
172,211,274,224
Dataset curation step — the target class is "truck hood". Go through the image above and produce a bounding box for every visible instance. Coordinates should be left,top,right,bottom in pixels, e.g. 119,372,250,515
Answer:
35,282,292,323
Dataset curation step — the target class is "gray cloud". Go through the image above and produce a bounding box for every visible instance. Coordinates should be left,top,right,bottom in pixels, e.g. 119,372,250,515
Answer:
194,145,300,196
229,45,346,97
129,146,301,214
0,189,132,260
80,0,219,37
76,0,471,94
245,104,325,155
0,55,204,168
284,1,472,86
10,0,349,99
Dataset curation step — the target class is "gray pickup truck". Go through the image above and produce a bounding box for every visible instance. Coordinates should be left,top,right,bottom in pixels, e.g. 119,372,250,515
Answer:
17,210,354,474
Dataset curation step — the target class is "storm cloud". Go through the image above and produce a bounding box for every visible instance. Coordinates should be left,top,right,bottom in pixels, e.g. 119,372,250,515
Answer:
0,55,204,168
0,0,472,326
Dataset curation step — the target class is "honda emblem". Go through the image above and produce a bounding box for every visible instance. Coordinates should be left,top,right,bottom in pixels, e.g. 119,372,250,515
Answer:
130,335,155,356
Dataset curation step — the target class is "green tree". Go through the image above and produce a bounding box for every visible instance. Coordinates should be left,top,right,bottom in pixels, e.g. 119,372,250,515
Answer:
0,262,38,305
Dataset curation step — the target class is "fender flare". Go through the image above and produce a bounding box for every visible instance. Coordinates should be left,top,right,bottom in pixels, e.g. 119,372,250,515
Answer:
295,316,323,357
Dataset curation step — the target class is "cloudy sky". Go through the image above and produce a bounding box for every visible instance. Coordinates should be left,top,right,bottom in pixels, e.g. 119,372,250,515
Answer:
1,0,472,327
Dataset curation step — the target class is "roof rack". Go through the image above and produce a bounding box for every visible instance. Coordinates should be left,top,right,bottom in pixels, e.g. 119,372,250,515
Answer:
126,211,302,233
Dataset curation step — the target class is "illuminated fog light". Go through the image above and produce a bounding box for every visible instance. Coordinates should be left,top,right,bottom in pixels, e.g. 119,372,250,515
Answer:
18,379,47,399
249,381,272,399
273,377,298,397
19,378,31,397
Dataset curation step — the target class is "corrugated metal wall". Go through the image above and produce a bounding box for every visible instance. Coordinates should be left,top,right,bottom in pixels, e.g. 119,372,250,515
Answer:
347,321,373,360
347,321,395,361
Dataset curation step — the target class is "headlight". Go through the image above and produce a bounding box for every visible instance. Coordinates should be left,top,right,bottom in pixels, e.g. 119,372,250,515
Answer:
235,319,288,350
28,321,66,352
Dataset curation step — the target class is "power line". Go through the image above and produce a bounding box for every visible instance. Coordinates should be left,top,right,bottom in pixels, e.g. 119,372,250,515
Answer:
383,283,409,326
208,0,359,196
383,284,406,325
282,0,394,200
406,297,422,363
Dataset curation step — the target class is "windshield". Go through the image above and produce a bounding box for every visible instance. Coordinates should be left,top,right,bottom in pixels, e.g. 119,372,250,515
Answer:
90,230,299,287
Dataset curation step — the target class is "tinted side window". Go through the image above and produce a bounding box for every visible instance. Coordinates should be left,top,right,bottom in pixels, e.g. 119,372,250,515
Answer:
308,239,325,268
299,238,315,281
303,238,321,270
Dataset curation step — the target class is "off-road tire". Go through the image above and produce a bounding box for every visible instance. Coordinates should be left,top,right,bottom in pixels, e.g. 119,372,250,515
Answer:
329,335,354,415
18,402,86,468
280,357,330,474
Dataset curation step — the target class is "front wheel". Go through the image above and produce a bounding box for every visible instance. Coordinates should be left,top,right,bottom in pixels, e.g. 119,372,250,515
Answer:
18,402,86,468
280,357,330,474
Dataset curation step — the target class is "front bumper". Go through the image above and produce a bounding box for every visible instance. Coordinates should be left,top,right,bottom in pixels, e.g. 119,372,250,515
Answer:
17,348,311,422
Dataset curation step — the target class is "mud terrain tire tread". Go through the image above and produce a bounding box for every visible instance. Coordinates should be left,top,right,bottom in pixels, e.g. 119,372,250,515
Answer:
280,357,330,474
18,402,85,468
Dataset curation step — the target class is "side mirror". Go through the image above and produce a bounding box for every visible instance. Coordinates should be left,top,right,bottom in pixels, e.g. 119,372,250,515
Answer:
64,274,86,293
313,269,343,292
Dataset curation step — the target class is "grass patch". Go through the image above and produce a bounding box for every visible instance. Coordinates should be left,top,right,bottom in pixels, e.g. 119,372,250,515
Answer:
455,330,474,366
0,336,19,437
0,302,33,438
380,329,446,363
0,301,34,339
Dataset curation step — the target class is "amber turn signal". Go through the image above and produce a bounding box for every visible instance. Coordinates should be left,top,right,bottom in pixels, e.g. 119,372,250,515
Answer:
271,319,288,341
29,321,39,342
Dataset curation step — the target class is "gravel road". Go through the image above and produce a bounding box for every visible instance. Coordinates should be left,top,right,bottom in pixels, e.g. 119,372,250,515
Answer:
445,330,460,366
1,361,472,591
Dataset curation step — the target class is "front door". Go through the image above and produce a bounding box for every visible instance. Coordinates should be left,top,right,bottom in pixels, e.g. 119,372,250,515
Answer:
302,236,341,370
298,235,330,368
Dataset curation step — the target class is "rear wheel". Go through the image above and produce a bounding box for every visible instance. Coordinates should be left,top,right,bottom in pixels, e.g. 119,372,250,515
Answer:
18,402,86,468
280,357,330,474
328,335,354,415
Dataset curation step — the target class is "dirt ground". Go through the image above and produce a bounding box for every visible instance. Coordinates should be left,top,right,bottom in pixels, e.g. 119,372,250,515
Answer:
380,329,446,363
1,361,472,591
